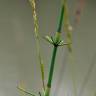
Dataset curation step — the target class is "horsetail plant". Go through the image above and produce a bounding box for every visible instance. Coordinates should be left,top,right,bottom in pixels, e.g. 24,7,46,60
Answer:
18,0,72,96
44,4,65,96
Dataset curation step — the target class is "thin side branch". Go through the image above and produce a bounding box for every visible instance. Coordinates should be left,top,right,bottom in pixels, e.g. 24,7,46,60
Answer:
17,86,36,96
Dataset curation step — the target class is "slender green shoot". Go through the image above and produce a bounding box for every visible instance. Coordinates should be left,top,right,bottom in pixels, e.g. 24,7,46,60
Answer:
28,0,45,91
45,4,65,96
17,86,36,96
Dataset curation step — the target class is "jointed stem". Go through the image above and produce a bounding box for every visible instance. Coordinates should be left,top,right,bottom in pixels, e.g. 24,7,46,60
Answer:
45,4,65,96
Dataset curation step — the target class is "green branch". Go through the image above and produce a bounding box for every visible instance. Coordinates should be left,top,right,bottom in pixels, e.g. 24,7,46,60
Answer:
47,46,58,88
17,86,36,96
45,4,65,96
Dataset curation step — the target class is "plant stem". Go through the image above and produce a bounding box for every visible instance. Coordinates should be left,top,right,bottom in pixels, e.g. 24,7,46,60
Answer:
45,4,64,96
57,5,64,33
17,86,36,96
47,46,58,88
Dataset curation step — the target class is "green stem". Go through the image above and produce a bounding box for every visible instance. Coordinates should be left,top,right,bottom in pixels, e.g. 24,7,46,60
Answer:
45,4,65,96
47,46,58,88
57,5,64,33
47,4,64,88
17,86,36,96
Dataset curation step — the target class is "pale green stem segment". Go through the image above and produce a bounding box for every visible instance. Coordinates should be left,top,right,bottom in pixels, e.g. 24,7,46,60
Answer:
45,4,65,96
36,39,45,91
17,86,36,96
28,0,45,91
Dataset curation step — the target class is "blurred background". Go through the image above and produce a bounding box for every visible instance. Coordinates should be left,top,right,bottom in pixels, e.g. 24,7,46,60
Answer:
0,0,96,96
